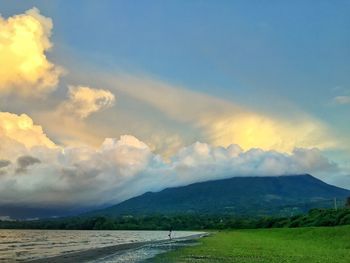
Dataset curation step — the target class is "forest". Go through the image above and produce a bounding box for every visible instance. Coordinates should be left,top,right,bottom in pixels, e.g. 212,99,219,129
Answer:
1,208,350,230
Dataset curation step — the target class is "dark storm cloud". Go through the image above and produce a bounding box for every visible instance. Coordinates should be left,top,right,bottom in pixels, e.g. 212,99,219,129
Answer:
0,159,11,168
16,156,41,174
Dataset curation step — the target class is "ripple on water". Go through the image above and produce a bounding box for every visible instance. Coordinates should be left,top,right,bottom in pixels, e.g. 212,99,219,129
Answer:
0,230,203,261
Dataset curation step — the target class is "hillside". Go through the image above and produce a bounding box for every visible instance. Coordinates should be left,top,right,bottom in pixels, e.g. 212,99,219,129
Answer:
88,174,350,217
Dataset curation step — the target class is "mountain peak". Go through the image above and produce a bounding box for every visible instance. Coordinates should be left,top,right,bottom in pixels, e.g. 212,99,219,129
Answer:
87,175,350,217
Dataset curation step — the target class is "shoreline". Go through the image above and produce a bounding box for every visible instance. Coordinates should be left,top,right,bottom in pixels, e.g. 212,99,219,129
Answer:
25,233,206,263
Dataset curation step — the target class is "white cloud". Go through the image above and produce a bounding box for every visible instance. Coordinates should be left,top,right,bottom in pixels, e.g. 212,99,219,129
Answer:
0,8,346,213
108,74,337,153
30,85,116,148
0,112,341,209
333,96,350,105
0,112,56,160
0,216,14,221
0,8,63,96
57,85,115,119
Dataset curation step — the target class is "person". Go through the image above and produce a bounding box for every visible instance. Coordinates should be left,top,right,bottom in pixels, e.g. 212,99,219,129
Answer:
168,228,172,240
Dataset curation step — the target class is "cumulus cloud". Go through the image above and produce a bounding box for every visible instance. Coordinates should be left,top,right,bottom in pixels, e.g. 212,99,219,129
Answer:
0,7,63,96
0,112,56,160
0,159,11,175
57,85,115,119
333,96,350,105
30,85,115,147
169,142,338,184
0,112,341,209
16,155,41,174
0,8,345,213
0,160,11,168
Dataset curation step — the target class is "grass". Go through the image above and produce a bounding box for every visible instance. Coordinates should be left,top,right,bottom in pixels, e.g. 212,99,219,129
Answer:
154,226,350,262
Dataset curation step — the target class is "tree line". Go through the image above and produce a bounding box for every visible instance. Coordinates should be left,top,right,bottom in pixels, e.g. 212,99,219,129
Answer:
1,208,350,230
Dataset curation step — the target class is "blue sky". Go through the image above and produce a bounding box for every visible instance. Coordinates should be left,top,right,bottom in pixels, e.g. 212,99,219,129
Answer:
4,1,348,130
36,1,349,150
0,1,349,212
3,1,349,103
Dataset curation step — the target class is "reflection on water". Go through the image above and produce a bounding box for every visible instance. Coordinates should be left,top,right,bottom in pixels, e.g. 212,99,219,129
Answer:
90,239,198,263
0,229,201,262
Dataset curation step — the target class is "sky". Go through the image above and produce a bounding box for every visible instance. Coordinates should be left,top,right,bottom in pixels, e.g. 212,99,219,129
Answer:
0,1,349,218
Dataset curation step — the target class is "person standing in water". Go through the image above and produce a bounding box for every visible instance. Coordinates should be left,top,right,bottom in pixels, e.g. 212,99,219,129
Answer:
168,228,172,240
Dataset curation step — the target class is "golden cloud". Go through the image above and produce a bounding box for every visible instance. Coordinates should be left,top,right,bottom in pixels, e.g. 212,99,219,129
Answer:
0,113,343,207
0,112,56,149
58,85,115,119
111,74,337,153
0,8,62,96
202,113,335,152
30,85,115,147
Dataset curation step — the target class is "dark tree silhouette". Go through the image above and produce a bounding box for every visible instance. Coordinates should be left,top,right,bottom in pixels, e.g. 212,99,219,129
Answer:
346,197,350,208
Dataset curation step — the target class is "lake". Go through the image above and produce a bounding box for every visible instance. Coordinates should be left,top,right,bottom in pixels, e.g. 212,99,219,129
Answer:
0,229,204,262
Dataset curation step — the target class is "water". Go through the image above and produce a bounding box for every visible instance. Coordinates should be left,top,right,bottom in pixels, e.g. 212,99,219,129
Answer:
0,229,203,262
89,239,199,263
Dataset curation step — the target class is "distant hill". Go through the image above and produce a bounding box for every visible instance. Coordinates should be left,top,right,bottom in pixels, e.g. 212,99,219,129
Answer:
88,174,350,217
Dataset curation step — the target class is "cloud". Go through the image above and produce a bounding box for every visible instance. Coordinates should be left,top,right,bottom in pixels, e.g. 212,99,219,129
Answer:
0,8,345,214
108,74,337,153
26,71,338,159
333,96,350,105
16,155,41,174
57,85,115,119
169,142,338,184
0,7,63,97
0,160,11,168
0,216,14,221
0,112,341,209
0,159,11,175
30,85,116,148
0,112,56,159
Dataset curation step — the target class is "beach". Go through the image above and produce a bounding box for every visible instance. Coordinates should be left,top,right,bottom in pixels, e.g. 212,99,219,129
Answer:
0,229,205,262
26,233,205,263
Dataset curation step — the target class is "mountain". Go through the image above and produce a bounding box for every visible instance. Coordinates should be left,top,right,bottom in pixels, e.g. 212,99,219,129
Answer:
88,174,350,217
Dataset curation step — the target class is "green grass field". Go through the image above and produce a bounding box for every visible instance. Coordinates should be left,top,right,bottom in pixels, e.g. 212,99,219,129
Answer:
154,226,350,262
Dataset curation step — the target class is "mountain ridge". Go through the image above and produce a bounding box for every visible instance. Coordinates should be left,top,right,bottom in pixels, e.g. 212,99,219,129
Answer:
87,174,350,217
